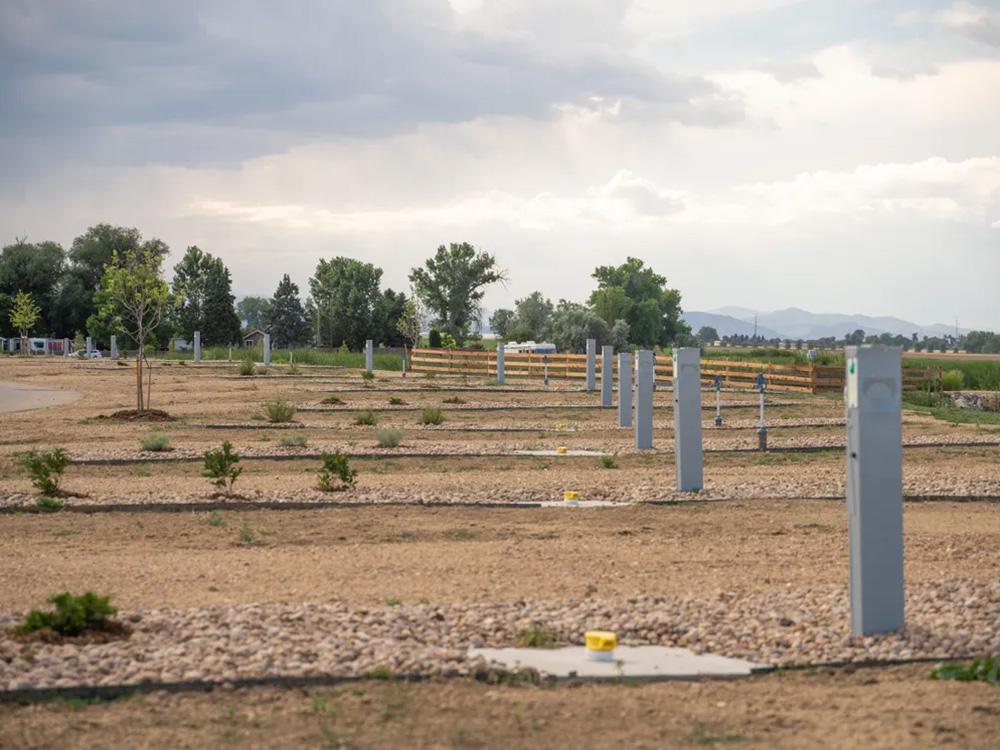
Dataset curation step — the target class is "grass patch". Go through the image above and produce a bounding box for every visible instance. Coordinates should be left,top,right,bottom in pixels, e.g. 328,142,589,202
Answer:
388,396,406,405
263,399,296,423
376,428,404,448
139,431,172,452
322,396,346,406
420,408,444,425
599,455,618,469
207,511,225,527
931,656,1000,685
355,409,378,426
515,624,558,648
35,495,65,512
279,433,308,448
442,396,466,404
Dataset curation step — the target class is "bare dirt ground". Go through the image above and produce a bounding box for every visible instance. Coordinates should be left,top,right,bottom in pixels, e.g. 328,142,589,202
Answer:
0,358,998,748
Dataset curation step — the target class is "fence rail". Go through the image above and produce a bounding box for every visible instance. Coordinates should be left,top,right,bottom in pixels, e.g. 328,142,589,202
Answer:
409,348,940,393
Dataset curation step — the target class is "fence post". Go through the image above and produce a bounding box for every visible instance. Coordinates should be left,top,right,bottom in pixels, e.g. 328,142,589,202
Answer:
601,345,613,407
63,338,70,357
86,336,93,355
194,331,201,363
618,352,633,428
365,339,373,373
496,341,505,384
673,347,703,491
635,350,654,449
110,335,119,359
263,333,272,368
586,339,596,392
845,345,904,635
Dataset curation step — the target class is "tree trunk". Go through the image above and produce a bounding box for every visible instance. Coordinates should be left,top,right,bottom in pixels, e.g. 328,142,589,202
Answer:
136,351,143,412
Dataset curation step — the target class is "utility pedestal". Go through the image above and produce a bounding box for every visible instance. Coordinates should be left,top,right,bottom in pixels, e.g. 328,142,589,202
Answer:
673,347,703,492
634,350,654,449
110,335,119,359
263,333,272,368
756,373,767,451
618,352,633,428
194,331,201,363
365,339,374,373
586,339,596,392
496,342,505,384
601,345,613,407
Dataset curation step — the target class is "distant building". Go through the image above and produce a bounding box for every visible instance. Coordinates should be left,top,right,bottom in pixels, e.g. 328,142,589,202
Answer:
505,341,557,354
242,329,267,348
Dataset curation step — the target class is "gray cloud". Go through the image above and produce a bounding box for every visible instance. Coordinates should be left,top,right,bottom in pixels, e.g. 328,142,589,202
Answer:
0,0,742,170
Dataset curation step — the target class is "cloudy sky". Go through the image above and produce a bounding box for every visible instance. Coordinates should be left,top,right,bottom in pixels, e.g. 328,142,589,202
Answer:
2,0,998,328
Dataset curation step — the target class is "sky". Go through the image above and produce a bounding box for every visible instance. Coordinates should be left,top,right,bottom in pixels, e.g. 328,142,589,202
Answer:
1,0,998,329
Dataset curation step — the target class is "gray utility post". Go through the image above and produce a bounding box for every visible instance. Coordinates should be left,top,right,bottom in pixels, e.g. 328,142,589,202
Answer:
585,338,597,392
713,375,723,426
618,352,633,428
673,347,703,492
194,331,201,363
62,338,70,357
634,350,654,449
496,341,505,384
845,345,905,636
85,336,93,355
542,354,549,386
110,335,119,359
756,373,767,451
263,333,272,368
601,345,614,407
365,339,374,373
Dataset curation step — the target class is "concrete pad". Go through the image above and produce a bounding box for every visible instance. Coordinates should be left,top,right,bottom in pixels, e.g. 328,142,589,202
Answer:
0,382,82,414
470,646,766,679
513,450,609,457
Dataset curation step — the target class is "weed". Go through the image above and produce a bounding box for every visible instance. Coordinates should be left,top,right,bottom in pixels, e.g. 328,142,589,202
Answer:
376,428,404,448
420,408,444,425
17,448,70,496
35,495,64,512
367,665,394,679
599,455,618,469
355,409,378,426
263,399,296,423
516,623,558,648
16,592,117,637
940,369,965,391
322,396,346,405
139,431,172,452
317,451,357,492
134,466,151,478
115,360,128,367
238,359,256,377
418,597,430,605
385,597,402,606
287,364,301,376
311,695,332,714
237,521,259,546
207,511,225,527
686,730,750,745
203,441,242,495
279,433,308,448
931,656,1000,685
388,396,406,405
442,396,466,404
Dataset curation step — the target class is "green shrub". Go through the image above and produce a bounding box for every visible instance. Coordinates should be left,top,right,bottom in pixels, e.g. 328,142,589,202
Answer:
237,521,258,546
17,448,70,496
263,399,296,423
376,428,404,448
940,369,965,391
362,370,375,382
516,624,557,648
388,397,406,405
931,656,999,685
36,495,65,512
442,396,466,404
238,358,256,377
17,592,117,637
279,433,308,448
420,408,444,425
322,396,346,405
116,360,128,367
599,455,618,469
287,363,301,375
139,431,172,452
355,409,378,426
202,441,242,495
428,329,442,348
317,451,358,492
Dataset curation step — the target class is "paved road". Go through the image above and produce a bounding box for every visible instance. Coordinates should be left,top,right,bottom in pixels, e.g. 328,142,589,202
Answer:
0,382,82,414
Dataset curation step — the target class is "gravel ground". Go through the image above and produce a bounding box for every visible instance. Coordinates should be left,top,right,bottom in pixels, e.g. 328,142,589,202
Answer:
2,579,997,691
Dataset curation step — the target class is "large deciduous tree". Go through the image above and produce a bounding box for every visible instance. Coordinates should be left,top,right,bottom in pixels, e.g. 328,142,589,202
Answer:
374,288,407,347
508,291,554,341
0,239,65,338
409,243,505,346
265,274,311,348
92,248,173,413
548,301,610,353
589,257,688,348
236,296,272,330
309,257,382,350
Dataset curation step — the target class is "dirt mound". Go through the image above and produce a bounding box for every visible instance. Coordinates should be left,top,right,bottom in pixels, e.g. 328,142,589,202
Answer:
98,409,176,422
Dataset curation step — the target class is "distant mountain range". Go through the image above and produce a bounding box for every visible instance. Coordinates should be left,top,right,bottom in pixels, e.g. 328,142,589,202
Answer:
682,307,966,341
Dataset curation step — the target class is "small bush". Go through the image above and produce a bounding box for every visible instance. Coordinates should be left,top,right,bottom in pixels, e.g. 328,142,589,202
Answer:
322,396,346,405
428,329,442,348
388,397,406,405
279,433,308,448
139,431,172,452
238,359,256,377
288,364,301,375
420,408,444,425
207,511,225,527
263,399,296,423
355,409,378,426
599,455,618,469
116,360,128,367
940,369,965,391
237,521,258,546
362,370,375,382
442,396,466,404
376,428,404,448
317,451,357,492
202,441,242,495
17,592,117,637
931,656,999,685
516,624,558,648
36,495,64,512
18,448,70,496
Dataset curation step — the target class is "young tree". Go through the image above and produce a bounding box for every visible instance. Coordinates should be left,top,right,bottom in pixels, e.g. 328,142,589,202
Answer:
395,296,424,372
409,242,506,345
236,296,272,330
309,257,382,350
265,274,311,348
9,291,40,354
93,248,172,413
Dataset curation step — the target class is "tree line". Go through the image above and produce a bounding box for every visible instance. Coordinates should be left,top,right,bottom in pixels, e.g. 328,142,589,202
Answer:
695,326,1000,354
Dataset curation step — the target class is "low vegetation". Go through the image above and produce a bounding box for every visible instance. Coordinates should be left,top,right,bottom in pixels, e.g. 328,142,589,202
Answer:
376,428,404,448
202,441,242,495
279,433,308,448
355,409,378,426
238,358,256,377
139,431,172,452
420,408,444,425
931,656,999,685
940,369,965,391
516,624,558,648
17,448,70,496
35,495,65,512
16,592,118,638
599,455,618,469
317,451,357,492
263,399,296,423
322,395,346,405
388,396,406,405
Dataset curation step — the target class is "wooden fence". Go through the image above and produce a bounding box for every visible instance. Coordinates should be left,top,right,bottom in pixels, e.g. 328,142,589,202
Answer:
409,348,940,394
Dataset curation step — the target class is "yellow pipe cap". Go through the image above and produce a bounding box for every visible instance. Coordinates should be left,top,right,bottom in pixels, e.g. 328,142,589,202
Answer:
585,630,616,652
556,446,568,454
563,491,579,501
